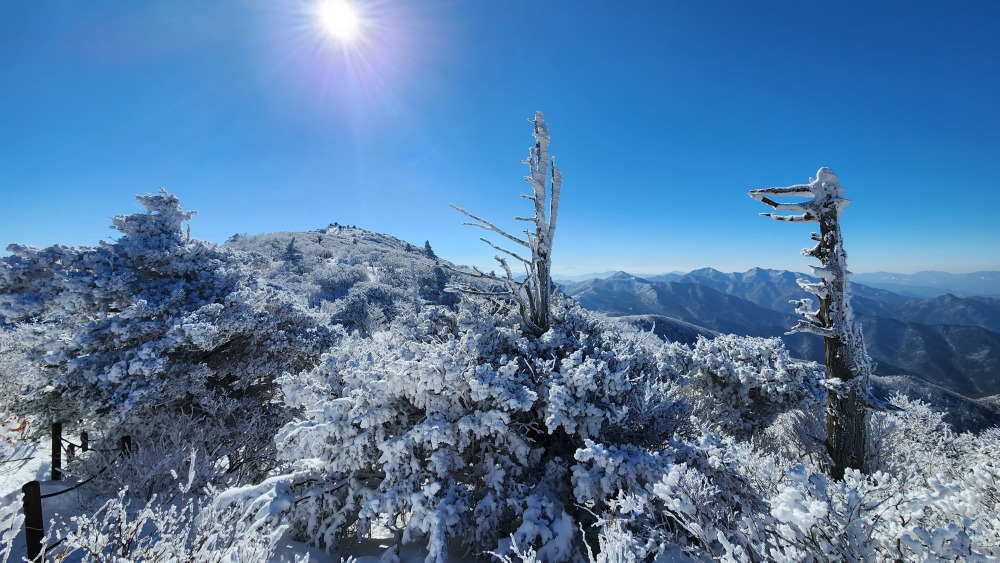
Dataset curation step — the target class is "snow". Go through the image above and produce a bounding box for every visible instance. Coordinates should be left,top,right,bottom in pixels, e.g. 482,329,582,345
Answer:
2,179,999,561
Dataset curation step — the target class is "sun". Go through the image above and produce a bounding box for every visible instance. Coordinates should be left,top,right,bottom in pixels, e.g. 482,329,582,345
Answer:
317,0,361,42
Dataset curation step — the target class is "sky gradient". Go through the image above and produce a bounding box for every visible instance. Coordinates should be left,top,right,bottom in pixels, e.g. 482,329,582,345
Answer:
2,1,998,277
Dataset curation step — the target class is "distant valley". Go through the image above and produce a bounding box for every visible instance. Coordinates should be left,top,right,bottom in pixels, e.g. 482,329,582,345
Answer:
561,268,1000,398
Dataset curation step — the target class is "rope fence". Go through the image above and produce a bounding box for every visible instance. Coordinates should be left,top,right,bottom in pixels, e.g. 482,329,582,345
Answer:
17,422,132,562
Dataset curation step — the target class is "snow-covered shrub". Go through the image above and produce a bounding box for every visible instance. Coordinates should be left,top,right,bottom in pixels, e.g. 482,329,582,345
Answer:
759,462,1000,562
869,393,971,480
66,390,287,509
682,334,825,440
572,428,774,560
0,327,31,414
309,262,370,306
0,489,21,563
330,281,412,336
735,396,1000,562
266,294,699,561
55,474,289,562
1,191,335,491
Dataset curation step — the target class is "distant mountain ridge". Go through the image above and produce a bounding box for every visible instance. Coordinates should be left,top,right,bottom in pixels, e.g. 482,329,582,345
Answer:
853,270,1000,298
565,268,1000,398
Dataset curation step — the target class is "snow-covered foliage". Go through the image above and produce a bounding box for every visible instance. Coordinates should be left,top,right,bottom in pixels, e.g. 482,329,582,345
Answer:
451,111,562,335
754,396,1000,562
1,191,332,428
258,295,708,561
682,334,825,440
0,327,34,414
225,226,456,334
1,181,998,562
51,465,290,562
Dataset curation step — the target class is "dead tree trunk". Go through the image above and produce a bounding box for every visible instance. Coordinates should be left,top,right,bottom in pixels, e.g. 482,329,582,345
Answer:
450,111,562,336
750,167,873,479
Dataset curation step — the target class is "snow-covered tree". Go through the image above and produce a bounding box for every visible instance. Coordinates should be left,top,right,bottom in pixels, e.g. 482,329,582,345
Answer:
749,167,876,478
688,391,1000,562
451,111,562,336
0,191,332,481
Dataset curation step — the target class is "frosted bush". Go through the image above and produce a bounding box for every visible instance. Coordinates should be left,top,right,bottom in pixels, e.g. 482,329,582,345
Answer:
267,295,702,561
682,334,825,440
761,463,1000,561
55,484,286,562
736,395,1000,562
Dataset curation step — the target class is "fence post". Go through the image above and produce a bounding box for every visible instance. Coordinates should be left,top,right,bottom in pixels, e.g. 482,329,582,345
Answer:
51,422,62,481
81,431,89,452
119,435,132,456
22,480,44,562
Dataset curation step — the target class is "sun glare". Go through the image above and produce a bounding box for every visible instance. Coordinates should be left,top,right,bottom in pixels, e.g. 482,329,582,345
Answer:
317,0,360,41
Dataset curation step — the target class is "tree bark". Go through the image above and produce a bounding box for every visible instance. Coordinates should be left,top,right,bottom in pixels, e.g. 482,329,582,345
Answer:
818,215,870,479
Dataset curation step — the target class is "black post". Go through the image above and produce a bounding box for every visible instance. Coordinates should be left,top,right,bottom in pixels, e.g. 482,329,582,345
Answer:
81,431,89,452
22,480,44,562
120,435,132,456
51,422,62,481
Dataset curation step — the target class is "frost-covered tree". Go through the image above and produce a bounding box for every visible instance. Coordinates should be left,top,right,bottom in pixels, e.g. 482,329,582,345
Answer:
0,190,332,481
451,111,562,336
749,167,875,478
757,396,1000,563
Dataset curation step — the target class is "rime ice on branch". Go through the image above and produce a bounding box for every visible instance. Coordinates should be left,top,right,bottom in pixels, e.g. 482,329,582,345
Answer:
450,111,562,335
750,167,875,478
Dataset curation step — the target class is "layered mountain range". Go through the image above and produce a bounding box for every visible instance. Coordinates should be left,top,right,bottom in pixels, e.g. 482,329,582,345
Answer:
563,268,1000,398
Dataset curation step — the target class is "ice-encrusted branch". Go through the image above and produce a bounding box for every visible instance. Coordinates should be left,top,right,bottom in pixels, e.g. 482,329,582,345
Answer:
451,204,529,248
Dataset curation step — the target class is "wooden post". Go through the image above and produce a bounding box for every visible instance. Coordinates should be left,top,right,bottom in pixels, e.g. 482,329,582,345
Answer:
51,422,62,481
81,431,89,452
67,443,76,463
120,435,132,456
22,481,44,562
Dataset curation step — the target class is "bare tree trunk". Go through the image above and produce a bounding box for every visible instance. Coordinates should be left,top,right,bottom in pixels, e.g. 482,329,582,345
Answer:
816,201,871,479
449,112,562,336
751,167,874,478
820,299,871,478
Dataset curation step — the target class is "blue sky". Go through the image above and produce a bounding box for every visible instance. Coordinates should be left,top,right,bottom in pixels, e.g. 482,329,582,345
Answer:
2,1,998,277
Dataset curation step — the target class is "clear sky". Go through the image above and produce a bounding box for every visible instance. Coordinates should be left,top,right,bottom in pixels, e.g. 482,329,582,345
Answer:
2,1,998,277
